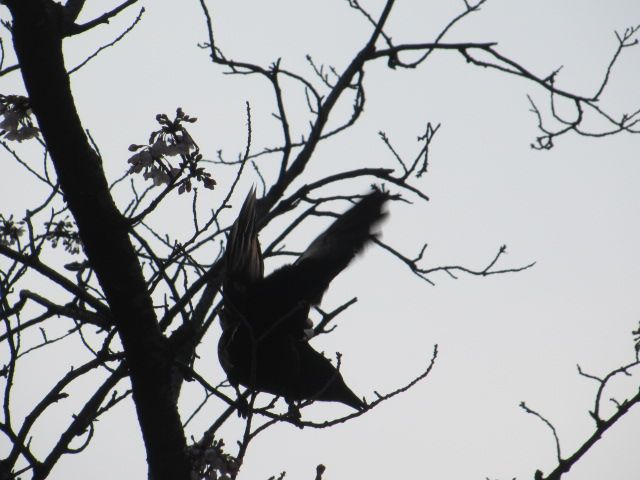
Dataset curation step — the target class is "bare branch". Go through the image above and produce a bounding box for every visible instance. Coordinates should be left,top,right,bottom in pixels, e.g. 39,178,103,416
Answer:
34,366,127,480
520,402,562,462
66,0,139,36
312,297,358,336
538,387,640,480
248,345,439,433
0,244,110,316
374,241,534,284
68,7,145,75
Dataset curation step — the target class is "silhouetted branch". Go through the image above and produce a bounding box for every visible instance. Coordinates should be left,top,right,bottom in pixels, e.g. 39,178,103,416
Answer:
312,297,358,336
20,290,107,328
67,0,139,36
0,63,19,78
17,325,79,358
0,243,109,315
526,356,640,480
247,344,438,435
374,241,535,285
520,402,562,462
0,140,51,185
68,7,145,74
175,361,236,407
577,359,640,426
34,366,127,480
7,354,122,468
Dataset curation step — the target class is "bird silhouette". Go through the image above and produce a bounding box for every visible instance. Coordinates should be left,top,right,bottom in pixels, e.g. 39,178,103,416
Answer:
218,187,388,412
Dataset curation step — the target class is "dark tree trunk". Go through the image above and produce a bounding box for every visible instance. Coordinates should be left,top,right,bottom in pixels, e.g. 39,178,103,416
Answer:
6,1,190,479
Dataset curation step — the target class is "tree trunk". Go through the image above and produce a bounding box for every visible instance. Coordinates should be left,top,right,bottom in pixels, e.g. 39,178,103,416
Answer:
6,1,190,478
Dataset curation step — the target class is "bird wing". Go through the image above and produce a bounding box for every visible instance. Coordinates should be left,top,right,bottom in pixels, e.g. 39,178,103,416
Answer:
292,187,388,304
224,187,264,286
253,188,389,337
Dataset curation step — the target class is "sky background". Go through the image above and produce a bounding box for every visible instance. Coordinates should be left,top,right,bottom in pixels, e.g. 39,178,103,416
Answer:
1,1,639,479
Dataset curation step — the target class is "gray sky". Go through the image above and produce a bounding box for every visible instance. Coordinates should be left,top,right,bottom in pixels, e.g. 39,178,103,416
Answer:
2,1,639,479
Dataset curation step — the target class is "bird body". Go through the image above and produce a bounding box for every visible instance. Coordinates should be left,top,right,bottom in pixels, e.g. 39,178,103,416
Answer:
219,188,388,411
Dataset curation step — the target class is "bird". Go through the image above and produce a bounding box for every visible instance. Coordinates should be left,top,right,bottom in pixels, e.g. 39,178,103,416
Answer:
218,187,389,412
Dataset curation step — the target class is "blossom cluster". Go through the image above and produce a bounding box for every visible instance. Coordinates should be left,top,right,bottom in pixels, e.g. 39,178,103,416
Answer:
44,219,82,254
127,109,216,193
0,214,24,247
187,438,237,480
128,135,189,186
0,94,39,142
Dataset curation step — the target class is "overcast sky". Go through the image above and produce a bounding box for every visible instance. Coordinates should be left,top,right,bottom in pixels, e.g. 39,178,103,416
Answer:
2,1,640,479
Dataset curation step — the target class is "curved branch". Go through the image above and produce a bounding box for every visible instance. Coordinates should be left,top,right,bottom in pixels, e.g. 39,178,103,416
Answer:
7,355,121,469
375,240,535,284
66,0,139,36
34,366,127,480
539,388,640,480
0,244,109,316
